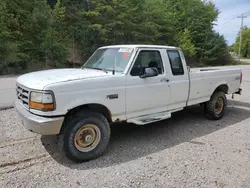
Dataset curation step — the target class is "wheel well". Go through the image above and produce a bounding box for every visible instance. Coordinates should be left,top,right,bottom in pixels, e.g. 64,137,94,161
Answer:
60,104,112,134
213,84,229,95
66,104,112,122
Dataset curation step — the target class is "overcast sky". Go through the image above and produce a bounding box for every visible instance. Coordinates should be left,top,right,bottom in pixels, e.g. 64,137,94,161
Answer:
213,0,250,45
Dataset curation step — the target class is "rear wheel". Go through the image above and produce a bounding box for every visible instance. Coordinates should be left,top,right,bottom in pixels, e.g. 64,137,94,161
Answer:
59,110,110,162
204,91,227,120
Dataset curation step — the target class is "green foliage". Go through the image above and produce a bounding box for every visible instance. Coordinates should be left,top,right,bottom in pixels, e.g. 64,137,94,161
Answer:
53,0,66,25
177,29,196,58
0,1,26,74
0,0,68,74
0,0,233,75
234,27,250,58
40,27,68,66
200,33,233,66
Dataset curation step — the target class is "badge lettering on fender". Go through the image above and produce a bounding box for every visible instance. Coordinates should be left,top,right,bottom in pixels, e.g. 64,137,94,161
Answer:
107,94,119,100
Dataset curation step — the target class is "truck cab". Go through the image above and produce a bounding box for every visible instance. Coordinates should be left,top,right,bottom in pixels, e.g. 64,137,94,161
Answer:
125,46,189,121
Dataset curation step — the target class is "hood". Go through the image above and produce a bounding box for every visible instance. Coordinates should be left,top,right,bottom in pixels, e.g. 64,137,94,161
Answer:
17,68,112,90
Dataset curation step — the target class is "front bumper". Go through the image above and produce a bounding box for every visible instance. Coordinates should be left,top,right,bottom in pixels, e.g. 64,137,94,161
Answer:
14,100,64,135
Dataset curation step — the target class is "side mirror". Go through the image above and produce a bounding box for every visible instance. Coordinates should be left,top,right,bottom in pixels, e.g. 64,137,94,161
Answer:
140,67,159,78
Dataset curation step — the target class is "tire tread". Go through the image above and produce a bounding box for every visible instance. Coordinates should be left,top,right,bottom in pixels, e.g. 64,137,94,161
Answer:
205,91,227,120
58,110,110,162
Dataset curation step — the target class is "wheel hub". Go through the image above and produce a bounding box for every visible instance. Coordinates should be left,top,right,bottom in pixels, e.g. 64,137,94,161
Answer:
85,135,93,142
74,124,101,152
215,98,224,114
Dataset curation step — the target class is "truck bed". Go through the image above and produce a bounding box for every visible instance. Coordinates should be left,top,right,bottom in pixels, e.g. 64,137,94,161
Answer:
187,66,242,106
190,65,241,72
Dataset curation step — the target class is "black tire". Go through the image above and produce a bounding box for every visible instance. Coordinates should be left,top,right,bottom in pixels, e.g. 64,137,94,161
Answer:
59,110,110,162
204,91,227,120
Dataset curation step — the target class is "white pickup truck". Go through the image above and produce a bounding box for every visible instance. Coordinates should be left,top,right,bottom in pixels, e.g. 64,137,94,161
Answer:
14,45,242,162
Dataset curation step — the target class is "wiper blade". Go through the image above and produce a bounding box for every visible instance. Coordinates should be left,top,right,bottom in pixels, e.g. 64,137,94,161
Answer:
84,67,108,73
92,68,109,73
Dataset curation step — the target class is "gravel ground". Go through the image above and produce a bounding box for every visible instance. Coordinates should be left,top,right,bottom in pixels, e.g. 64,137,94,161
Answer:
0,66,250,188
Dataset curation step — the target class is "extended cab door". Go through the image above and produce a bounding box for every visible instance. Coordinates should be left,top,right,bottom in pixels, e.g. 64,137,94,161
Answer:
164,49,189,110
125,48,171,119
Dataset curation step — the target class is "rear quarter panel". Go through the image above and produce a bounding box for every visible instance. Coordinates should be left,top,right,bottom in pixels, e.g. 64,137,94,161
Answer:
188,67,241,106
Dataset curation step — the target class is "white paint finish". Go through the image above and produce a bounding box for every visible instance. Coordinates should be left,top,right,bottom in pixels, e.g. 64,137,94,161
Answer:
163,49,190,110
99,44,177,50
16,68,113,90
14,45,243,126
125,75,170,119
125,48,171,119
188,67,242,106
43,75,127,121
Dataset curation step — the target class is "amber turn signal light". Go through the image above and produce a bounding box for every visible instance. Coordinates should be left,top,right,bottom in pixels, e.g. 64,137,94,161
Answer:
29,101,54,111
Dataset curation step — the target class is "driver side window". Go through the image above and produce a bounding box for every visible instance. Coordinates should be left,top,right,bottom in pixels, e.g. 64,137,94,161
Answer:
130,50,164,76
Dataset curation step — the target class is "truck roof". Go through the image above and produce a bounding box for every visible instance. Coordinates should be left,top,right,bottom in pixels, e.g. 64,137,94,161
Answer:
99,44,178,50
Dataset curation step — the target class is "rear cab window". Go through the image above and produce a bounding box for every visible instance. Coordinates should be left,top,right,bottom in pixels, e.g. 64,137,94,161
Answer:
167,50,184,76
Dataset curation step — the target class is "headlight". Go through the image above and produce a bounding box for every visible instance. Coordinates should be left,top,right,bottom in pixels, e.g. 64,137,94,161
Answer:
29,91,55,111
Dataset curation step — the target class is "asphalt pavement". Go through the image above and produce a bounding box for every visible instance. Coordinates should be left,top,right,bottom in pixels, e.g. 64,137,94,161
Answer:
241,59,250,63
0,77,17,108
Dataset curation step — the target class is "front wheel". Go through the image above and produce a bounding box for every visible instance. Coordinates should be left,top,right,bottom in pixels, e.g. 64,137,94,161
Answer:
204,91,227,120
60,111,111,162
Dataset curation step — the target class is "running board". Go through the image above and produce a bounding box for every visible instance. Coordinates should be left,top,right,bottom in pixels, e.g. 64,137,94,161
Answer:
127,111,172,125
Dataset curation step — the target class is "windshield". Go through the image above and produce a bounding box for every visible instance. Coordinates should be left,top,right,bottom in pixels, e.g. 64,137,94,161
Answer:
82,47,134,73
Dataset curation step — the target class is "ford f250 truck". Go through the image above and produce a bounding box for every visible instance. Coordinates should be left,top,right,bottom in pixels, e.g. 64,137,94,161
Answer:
14,45,242,162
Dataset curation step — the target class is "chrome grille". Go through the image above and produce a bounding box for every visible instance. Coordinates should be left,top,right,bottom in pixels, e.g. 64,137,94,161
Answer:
16,84,30,108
